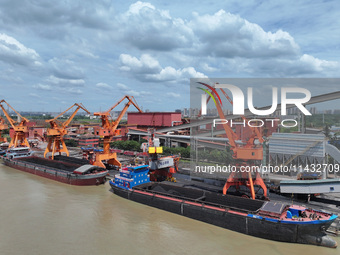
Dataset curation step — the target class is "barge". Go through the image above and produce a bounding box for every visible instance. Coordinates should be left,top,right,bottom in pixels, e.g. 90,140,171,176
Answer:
2,148,108,185
109,165,338,248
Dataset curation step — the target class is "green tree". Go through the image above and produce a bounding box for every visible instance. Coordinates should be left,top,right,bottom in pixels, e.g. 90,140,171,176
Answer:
64,139,78,147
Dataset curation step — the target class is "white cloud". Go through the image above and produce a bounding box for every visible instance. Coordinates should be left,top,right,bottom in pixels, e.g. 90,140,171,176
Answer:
116,82,152,98
116,3,338,77
0,33,41,66
117,83,129,90
1,1,340,112
28,93,40,98
119,54,161,73
128,1,155,14
126,90,152,97
125,90,141,97
146,66,207,82
299,54,339,73
167,92,180,98
120,53,207,82
48,58,85,80
95,82,112,89
47,75,85,87
118,1,193,50
0,0,114,31
189,10,299,58
33,83,52,91
201,63,219,72
32,79,84,95
243,54,340,77
65,87,83,95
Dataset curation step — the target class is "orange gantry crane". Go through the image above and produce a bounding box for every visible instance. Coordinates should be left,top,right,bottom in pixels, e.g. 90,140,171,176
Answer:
198,82,267,200
44,103,90,160
0,116,8,143
0,100,30,148
92,95,143,169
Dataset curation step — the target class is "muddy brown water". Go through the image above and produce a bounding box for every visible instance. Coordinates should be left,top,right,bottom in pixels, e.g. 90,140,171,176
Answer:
0,163,339,255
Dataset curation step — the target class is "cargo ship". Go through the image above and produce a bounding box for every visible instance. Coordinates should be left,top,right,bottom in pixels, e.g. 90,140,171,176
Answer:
1,147,108,185
109,165,338,248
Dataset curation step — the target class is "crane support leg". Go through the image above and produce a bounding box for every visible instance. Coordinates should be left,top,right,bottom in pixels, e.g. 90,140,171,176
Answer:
223,170,262,200
8,133,29,148
93,152,121,169
59,138,70,156
223,172,237,195
44,137,69,160
52,139,56,160
44,138,53,158
253,171,268,198
248,171,255,200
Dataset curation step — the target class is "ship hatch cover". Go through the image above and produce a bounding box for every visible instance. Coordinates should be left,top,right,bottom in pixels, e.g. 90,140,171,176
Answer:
73,165,104,174
259,201,286,215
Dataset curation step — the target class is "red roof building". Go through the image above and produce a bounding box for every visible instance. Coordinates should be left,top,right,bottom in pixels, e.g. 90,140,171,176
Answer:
127,112,182,128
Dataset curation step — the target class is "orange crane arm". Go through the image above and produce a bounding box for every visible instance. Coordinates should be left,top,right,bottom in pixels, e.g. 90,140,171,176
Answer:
111,99,143,132
93,96,129,129
62,103,90,128
198,84,237,149
0,100,29,129
94,95,142,134
104,96,130,114
45,103,90,128
204,86,264,145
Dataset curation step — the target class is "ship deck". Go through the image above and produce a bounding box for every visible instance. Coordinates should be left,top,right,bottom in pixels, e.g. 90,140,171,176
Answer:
134,182,265,213
16,156,82,172
133,182,336,223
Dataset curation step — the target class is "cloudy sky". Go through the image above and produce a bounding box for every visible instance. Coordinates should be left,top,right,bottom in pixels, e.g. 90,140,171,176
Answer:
0,0,339,112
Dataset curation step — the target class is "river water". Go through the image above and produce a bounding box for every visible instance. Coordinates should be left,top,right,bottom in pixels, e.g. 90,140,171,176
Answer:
0,163,339,255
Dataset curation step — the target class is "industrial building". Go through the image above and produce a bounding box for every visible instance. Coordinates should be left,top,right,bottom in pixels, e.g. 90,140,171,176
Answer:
127,112,182,129
78,136,99,147
269,133,326,166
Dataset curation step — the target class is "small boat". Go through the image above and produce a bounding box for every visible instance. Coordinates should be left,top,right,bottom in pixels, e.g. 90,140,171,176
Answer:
2,150,108,185
109,165,338,248
4,146,34,158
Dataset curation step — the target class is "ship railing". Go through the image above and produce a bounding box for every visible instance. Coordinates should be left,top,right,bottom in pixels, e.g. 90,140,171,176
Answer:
133,186,255,214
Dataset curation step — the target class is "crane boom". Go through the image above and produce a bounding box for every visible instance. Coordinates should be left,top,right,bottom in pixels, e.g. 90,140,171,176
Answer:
0,100,29,148
101,95,140,115
109,97,142,134
46,103,90,128
44,103,90,159
0,100,29,129
199,83,264,157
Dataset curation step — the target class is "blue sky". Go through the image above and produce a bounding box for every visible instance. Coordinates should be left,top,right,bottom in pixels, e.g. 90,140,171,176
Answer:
0,0,339,112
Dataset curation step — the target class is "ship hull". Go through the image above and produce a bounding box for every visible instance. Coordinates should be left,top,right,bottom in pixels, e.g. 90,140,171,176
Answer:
2,156,108,186
110,182,337,248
